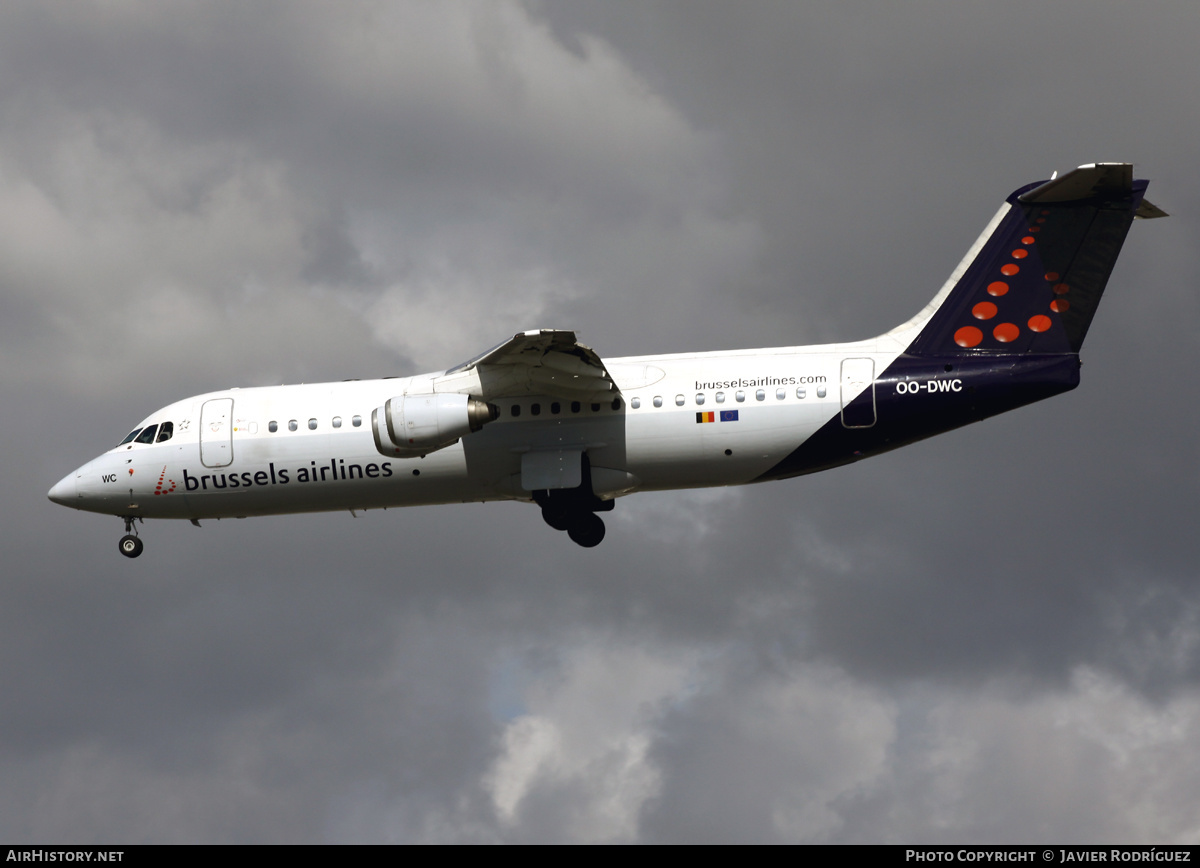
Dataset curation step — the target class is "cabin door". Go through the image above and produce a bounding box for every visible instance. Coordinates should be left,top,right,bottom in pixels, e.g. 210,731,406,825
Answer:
200,398,235,468
840,358,876,428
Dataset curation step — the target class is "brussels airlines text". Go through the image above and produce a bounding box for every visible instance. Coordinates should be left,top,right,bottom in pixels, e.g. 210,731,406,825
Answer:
183,460,394,491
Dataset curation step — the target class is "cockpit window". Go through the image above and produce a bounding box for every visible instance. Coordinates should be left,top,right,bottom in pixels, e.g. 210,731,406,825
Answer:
119,428,143,446
156,422,174,443
134,425,158,445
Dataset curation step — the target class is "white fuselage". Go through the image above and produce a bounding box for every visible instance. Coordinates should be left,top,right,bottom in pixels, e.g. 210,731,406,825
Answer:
54,336,908,522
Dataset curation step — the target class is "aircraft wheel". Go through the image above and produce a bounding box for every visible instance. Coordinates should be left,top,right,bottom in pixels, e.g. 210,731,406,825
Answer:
541,506,571,532
118,534,144,559
567,513,605,548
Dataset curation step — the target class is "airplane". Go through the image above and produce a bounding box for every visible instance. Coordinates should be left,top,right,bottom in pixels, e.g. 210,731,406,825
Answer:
48,163,1166,557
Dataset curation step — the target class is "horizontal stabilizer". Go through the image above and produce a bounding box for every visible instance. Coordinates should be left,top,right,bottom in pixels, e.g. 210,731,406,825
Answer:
1018,162,1133,204
1135,199,1169,219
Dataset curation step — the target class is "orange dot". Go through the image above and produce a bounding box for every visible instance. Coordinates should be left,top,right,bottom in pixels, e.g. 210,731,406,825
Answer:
1041,210,1050,215
972,301,998,320
1000,264,1019,276
1029,226,1041,232
954,326,983,348
993,322,1020,342
1036,217,1046,224
987,281,1009,297
1044,271,1060,281
1050,299,1069,313
1053,283,1070,295
1028,315,1052,332
1012,249,1028,259
1022,236,1035,244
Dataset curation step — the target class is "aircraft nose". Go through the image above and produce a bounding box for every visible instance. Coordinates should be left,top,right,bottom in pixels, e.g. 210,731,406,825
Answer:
48,472,78,506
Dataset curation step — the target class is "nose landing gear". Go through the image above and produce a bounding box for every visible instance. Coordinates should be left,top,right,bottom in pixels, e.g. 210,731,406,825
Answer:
118,516,144,559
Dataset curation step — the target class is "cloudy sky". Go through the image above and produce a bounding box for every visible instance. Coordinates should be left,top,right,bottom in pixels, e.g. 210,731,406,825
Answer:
7,0,1199,843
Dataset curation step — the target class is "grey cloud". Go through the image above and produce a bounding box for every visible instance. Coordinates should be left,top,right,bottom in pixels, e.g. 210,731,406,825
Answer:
6,0,1200,843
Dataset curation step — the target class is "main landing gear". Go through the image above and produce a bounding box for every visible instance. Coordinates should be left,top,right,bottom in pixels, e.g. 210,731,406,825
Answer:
540,503,607,547
533,456,613,548
118,516,143,559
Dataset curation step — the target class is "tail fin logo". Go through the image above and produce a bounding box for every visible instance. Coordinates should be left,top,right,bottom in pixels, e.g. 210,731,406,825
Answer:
907,164,1153,358
950,214,1076,350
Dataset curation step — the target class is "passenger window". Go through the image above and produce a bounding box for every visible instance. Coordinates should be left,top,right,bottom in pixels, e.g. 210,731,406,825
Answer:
715,392,725,403
630,397,641,409
531,403,541,416
776,388,786,400
756,389,765,401
332,416,342,428
797,387,806,399
817,385,827,398
288,420,298,431
695,394,705,405
135,425,158,445
675,395,685,406
551,402,561,414
735,391,745,403
611,398,622,411
653,396,663,408
571,401,581,414
269,421,278,433
119,428,143,446
591,403,600,412
156,422,174,443
308,418,318,430
511,404,521,418
352,416,362,427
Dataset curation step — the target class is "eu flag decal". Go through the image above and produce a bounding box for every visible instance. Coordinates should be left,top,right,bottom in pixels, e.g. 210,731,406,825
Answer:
720,410,739,422
696,411,715,423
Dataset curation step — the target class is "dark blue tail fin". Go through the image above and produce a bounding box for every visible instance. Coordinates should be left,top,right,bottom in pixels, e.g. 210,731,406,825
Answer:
757,165,1163,483
904,163,1162,357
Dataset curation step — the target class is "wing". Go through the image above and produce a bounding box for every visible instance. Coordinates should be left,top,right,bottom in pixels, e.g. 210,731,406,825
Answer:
443,329,618,401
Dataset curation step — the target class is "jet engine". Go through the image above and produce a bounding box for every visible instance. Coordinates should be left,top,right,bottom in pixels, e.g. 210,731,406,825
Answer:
372,393,498,457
